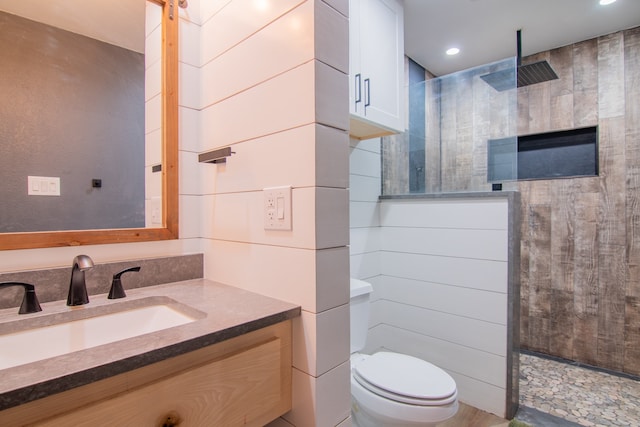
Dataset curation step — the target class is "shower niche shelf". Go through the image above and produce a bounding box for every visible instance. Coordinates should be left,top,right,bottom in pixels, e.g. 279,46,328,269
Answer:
488,126,598,182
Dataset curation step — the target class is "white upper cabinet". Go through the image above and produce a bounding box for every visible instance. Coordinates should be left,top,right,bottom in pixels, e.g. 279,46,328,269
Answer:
349,0,405,139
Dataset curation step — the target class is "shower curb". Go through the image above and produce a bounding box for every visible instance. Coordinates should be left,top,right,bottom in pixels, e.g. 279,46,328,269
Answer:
515,406,583,427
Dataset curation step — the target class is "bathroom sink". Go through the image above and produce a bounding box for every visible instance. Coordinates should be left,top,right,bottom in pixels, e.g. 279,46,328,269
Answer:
0,303,198,370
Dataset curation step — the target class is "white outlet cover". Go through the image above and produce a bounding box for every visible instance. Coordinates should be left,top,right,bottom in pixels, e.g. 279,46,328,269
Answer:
263,186,292,231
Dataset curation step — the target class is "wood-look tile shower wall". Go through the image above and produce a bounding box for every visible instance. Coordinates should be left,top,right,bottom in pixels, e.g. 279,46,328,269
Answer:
518,27,640,376
383,26,640,375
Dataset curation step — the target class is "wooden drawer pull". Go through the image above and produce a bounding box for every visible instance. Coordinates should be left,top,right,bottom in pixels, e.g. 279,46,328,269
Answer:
159,410,182,426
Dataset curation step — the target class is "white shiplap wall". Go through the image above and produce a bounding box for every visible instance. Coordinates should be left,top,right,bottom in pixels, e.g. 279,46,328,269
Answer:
197,2,352,426
349,137,382,294
366,198,511,417
348,134,514,417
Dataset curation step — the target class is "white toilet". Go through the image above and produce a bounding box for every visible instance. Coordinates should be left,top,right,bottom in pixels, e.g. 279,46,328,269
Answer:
350,278,459,426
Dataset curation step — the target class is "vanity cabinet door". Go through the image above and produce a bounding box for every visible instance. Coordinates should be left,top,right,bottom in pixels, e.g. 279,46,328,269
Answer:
349,0,405,138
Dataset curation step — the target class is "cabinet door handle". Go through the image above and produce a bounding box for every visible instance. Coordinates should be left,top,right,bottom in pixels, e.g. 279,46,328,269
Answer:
364,78,371,112
354,73,362,107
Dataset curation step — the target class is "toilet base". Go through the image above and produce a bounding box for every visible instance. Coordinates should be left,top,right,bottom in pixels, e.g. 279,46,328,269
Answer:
351,375,459,427
351,398,459,427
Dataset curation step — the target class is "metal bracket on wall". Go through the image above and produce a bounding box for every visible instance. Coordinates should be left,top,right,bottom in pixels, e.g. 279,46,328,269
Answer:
169,0,188,20
198,147,235,164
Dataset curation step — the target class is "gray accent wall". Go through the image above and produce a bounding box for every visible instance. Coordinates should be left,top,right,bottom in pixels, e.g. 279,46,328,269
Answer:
0,11,145,232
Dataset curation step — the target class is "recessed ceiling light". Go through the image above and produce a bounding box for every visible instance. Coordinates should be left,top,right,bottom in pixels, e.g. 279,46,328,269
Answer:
600,0,616,5
446,47,460,56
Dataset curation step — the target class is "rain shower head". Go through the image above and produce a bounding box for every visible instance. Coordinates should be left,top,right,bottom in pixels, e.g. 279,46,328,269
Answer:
481,30,558,91
517,60,558,87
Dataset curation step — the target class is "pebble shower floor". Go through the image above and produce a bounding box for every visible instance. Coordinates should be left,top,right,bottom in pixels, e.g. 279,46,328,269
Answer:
519,353,640,426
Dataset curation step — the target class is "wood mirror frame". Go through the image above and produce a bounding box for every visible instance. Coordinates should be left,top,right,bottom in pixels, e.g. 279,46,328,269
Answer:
0,0,179,251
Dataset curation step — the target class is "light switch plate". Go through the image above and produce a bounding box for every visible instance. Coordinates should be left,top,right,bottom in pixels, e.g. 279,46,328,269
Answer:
27,176,60,196
264,186,292,231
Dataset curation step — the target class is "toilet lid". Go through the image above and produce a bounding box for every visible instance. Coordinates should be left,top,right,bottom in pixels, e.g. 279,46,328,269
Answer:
354,352,457,406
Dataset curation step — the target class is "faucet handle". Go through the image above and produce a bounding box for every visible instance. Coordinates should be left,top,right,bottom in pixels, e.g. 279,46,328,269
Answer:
108,267,141,300
0,282,43,314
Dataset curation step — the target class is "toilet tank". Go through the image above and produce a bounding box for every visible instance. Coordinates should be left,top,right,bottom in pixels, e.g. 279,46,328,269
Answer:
350,278,373,353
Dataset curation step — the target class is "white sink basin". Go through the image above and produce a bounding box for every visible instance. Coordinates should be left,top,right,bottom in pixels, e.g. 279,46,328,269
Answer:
0,304,197,370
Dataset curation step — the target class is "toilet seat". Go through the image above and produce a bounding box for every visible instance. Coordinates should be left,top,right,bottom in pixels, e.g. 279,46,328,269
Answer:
353,352,457,406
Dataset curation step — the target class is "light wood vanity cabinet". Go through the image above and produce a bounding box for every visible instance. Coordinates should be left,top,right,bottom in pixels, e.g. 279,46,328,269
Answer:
1,321,292,427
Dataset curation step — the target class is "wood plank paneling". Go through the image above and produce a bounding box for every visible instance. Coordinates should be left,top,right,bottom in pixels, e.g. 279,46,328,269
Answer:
624,27,640,374
598,32,625,119
381,27,640,376
425,77,442,193
519,181,531,344
572,191,599,365
440,77,458,193
624,297,640,374
472,74,491,191
625,27,640,298
549,289,574,359
549,45,575,130
410,62,514,194
525,52,552,134
597,243,627,370
517,28,639,375
573,38,599,127
382,133,409,194
455,73,474,191
526,204,552,353
550,179,576,293
518,85,531,136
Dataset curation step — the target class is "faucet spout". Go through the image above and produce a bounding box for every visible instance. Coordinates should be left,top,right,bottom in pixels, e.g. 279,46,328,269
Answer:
67,255,94,306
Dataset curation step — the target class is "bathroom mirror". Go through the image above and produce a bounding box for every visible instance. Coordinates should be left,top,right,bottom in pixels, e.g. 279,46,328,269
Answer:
0,0,179,250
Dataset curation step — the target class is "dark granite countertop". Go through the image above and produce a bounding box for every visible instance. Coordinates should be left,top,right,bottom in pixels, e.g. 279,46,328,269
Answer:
0,279,300,411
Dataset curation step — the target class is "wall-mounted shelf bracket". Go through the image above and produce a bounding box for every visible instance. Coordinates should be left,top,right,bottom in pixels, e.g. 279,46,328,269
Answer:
198,147,235,164
169,0,175,20
168,0,188,20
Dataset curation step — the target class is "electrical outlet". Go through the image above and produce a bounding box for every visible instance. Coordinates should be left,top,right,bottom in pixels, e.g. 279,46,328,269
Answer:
264,186,292,231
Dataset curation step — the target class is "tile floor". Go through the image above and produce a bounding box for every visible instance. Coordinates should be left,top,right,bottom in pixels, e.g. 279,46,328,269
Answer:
519,352,640,427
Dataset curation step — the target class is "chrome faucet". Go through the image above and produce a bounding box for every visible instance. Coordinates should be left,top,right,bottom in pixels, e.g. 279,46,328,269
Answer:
67,255,94,306
0,282,42,314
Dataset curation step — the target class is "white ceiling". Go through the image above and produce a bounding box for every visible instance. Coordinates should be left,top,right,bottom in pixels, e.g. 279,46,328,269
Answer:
2,0,638,75
404,0,640,76
0,0,145,53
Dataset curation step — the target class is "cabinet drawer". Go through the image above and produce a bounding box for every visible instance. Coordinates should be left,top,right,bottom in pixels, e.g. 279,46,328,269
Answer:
1,321,292,427
36,337,285,426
